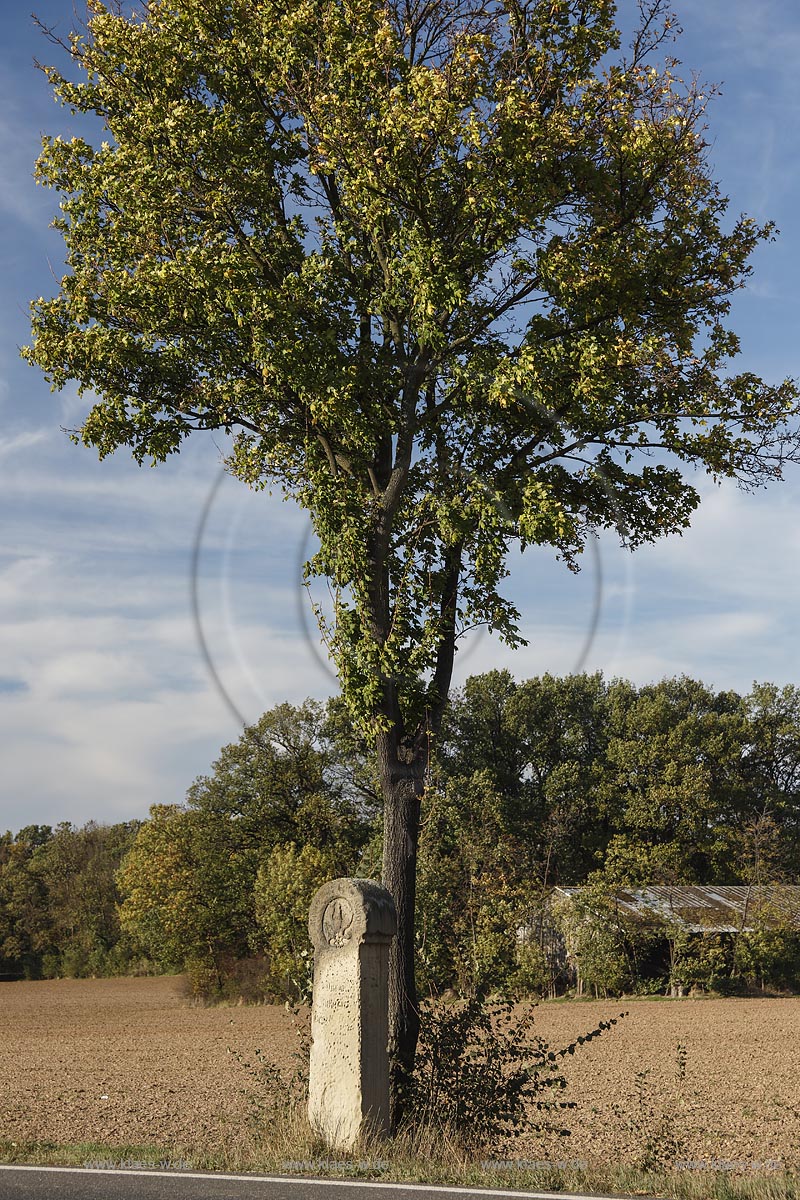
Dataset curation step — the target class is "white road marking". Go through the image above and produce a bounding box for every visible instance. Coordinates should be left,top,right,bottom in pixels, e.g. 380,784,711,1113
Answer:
0,1164,636,1200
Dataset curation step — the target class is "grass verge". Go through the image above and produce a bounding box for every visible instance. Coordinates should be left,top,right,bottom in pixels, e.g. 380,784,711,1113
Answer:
1,1126,799,1200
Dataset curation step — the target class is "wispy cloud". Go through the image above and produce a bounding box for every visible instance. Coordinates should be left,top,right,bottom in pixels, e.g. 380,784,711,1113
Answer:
1,0,800,833
0,429,49,457
0,423,336,829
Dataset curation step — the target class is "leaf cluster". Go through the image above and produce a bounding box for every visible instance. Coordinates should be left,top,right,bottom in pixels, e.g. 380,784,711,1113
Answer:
23,0,800,741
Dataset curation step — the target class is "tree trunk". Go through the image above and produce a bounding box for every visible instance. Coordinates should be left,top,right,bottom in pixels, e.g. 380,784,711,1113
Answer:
378,727,425,1129
365,514,460,1126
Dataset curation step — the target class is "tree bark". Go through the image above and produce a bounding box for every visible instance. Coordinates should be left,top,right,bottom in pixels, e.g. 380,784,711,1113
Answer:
372,539,461,1128
378,726,425,1129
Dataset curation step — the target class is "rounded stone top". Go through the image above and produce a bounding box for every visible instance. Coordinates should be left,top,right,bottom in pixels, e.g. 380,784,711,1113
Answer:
308,878,397,951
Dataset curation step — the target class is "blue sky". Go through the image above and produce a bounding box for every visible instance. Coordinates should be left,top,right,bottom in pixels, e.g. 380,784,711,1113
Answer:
1,1,799,832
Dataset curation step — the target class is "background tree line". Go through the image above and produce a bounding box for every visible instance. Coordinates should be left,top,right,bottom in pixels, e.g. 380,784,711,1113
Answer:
3,672,800,994
0,819,141,980
27,0,800,1106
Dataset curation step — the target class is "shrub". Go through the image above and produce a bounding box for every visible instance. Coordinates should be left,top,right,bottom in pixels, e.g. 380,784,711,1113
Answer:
670,931,731,994
253,842,344,1001
406,996,626,1150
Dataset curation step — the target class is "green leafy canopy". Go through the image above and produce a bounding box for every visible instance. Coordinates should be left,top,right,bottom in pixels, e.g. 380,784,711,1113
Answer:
25,0,800,739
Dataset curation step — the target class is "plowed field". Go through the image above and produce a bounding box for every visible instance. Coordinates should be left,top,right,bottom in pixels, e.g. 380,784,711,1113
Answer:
1,976,799,1171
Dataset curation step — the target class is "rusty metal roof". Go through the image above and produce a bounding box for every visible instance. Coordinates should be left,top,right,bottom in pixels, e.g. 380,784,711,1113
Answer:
552,885,800,932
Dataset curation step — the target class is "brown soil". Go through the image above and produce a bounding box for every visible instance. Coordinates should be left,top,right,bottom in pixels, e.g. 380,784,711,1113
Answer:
0,976,299,1156
1,977,799,1170
522,995,800,1172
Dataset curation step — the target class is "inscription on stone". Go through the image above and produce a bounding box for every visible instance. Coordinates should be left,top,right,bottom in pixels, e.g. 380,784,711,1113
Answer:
307,878,397,1150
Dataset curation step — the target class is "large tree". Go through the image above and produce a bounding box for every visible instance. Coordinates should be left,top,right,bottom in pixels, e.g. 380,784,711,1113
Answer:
117,700,371,985
25,0,800,1113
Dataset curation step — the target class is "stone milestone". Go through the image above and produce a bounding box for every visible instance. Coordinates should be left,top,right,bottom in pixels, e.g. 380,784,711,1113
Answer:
307,878,397,1150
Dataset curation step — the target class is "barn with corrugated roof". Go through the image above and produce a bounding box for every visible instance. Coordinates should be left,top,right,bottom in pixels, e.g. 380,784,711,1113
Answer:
553,884,800,933
520,885,800,997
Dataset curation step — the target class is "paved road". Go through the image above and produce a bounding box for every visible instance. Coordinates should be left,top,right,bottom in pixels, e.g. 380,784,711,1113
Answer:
0,1166,643,1200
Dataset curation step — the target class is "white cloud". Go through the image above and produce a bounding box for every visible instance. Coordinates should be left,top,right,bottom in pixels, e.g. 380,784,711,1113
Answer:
0,430,48,457
0,426,336,830
0,601,338,831
2,0,800,833
449,470,800,696
630,479,800,607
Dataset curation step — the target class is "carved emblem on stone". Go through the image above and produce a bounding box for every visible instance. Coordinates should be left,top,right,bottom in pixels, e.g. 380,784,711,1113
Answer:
308,878,397,1150
322,897,354,947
